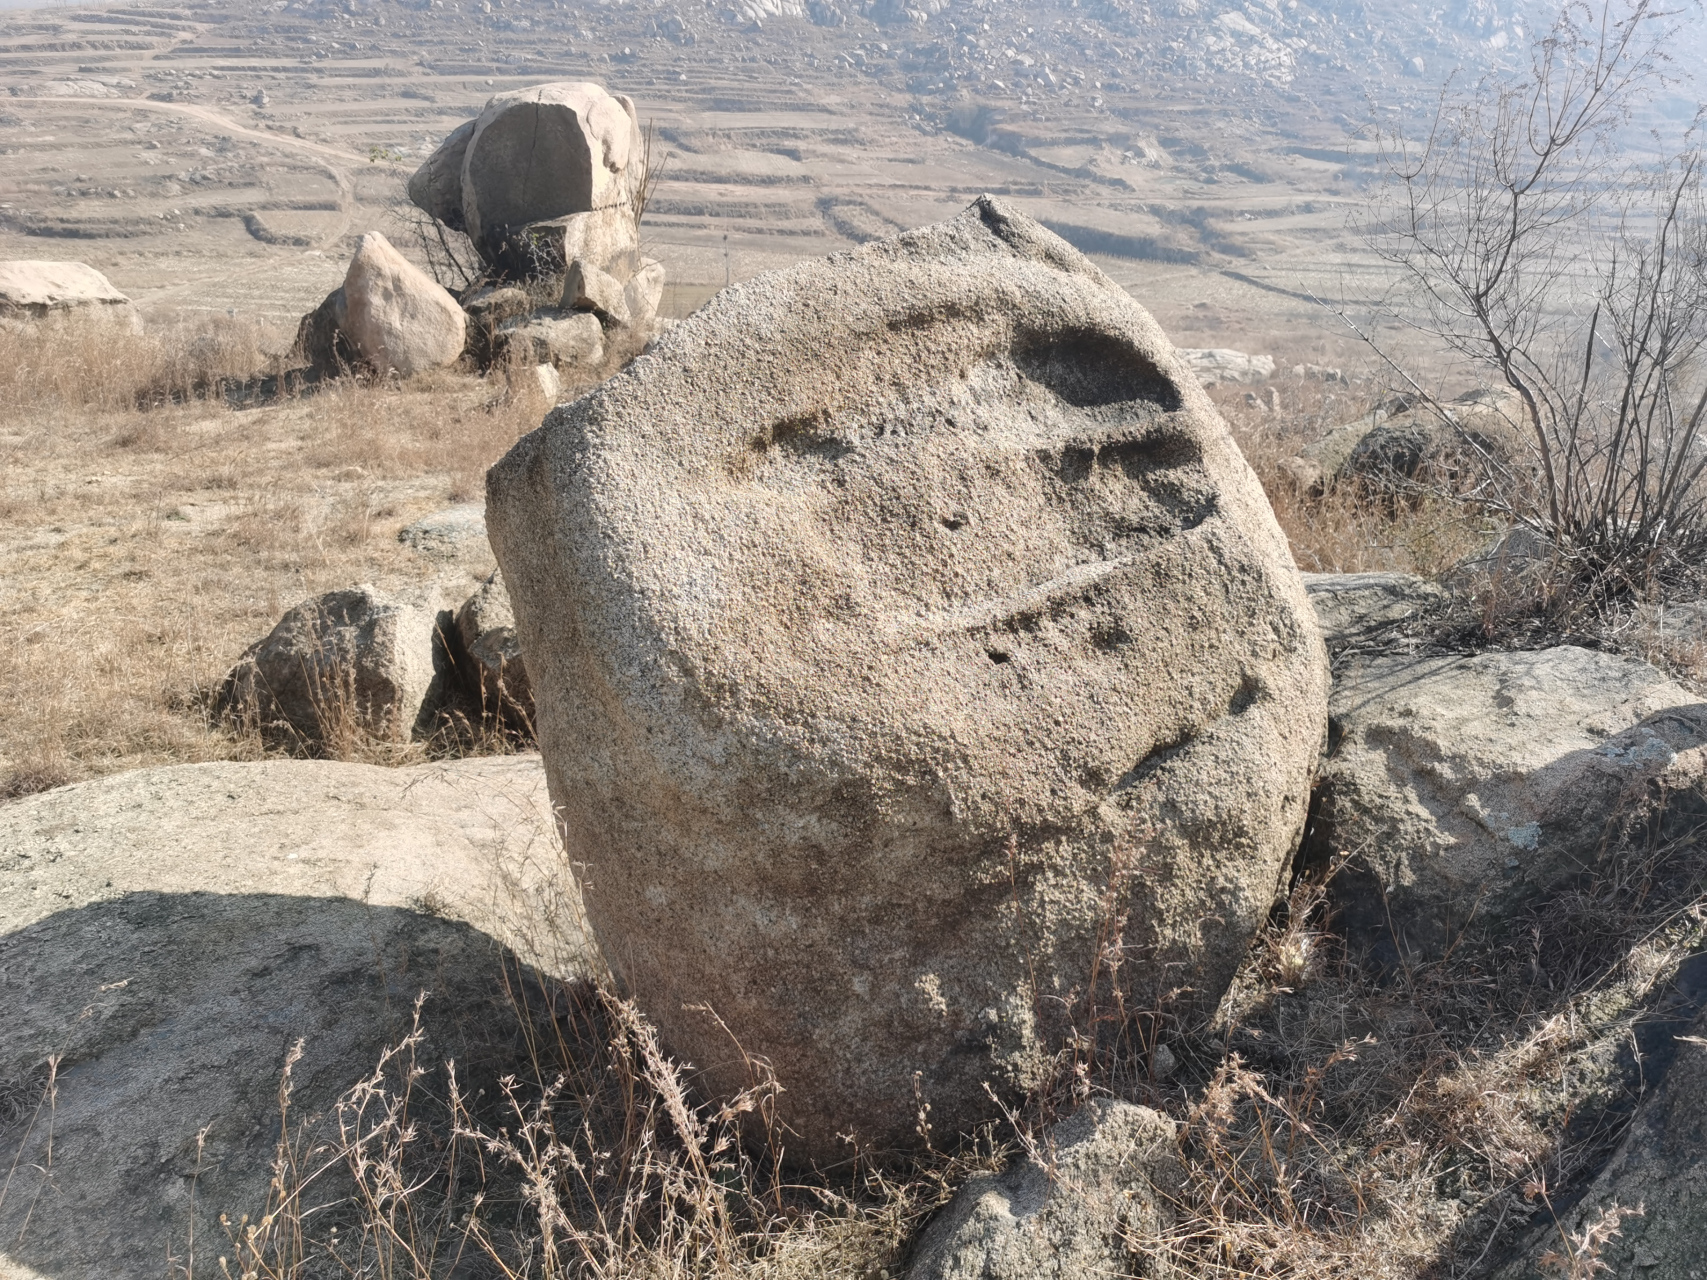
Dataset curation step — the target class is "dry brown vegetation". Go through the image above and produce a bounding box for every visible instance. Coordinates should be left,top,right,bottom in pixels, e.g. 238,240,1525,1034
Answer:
0,316,570,795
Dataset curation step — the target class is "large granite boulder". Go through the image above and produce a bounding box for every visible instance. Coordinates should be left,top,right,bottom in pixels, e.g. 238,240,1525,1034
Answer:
409,82,642,265
339,232,466,377
486,196,1328,1159
907,1100,1183,1280
1309,645,1707,966
0,260,141,335
0,755,583,1280
219,584,452,745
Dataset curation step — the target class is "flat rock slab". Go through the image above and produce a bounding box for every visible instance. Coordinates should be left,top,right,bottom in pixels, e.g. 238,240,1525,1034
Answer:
1301,571,1448,646
1310,646,1707,964
0,755,586,1280
399,503,488,557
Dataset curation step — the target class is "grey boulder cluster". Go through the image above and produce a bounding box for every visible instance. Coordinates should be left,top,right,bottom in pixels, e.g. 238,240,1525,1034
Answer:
219,567,531,743
295,81,664,383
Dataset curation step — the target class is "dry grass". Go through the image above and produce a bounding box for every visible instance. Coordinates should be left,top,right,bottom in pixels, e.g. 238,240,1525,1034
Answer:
1214,373,1495,578
0,314,563,794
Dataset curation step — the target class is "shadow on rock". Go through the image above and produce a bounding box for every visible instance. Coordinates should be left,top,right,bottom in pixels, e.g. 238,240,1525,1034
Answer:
0,892,547,1280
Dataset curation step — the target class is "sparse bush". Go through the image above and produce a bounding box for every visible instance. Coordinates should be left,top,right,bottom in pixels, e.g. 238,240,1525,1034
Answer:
1355,0,1707,611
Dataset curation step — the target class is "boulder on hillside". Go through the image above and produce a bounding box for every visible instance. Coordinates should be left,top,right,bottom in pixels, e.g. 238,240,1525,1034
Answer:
1345,386,1530,490
340,232,467,376
0,260,141,334
622,256,667,330
219,584,452,745
907,1099,1183,1280
0,755,584,1280
295,234,466,378
455,569,532,727
486,195,1329,1159
1309,645,1707,966
1177,347,1275,386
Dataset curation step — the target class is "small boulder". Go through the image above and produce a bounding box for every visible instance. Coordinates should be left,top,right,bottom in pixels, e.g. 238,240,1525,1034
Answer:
561,258,630,322
399,503,489,558
907,1100,1183,1280
220,584,452,744
1301,571,1448,647
497,309,604,369
339,231,466,376
1345,386,1529,489
455,570,533,726
621,256,667,330
1177,346,1275,386
486,196,1328,1158
1309,646,1707,965
0,260,141,334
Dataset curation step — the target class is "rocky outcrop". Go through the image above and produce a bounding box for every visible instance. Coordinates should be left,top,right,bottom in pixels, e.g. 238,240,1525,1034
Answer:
486,196,1328,1159
1309,646,1707,966
0,755,583,1280
407,83,664,372
0,260,141,334
219,585,452,745
1177,347,1275,386
907,1100,1182,1280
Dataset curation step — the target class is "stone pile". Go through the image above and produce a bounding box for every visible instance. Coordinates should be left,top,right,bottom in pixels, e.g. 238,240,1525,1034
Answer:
293,82,665,384
486,196,1329,1159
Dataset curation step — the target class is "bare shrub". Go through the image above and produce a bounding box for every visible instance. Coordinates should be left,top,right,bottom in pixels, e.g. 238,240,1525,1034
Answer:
1352,0,1707,609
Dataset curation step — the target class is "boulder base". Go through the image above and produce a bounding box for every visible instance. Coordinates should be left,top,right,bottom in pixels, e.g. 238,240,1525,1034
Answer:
486,196,1327,1159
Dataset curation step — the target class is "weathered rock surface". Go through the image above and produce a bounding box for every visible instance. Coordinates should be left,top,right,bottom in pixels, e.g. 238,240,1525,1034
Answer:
0,755,583,1280
1496,1003,1707,1279
486,196,1328,1158
0,260,141,333
1301,571,1448,646
907,1099,1182,1280
1177,346,1275,386
339,232,466,377
455,569,532,725
497,308,604,369
219,584,451,744
454,82,642,258
1309,646,1707,965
